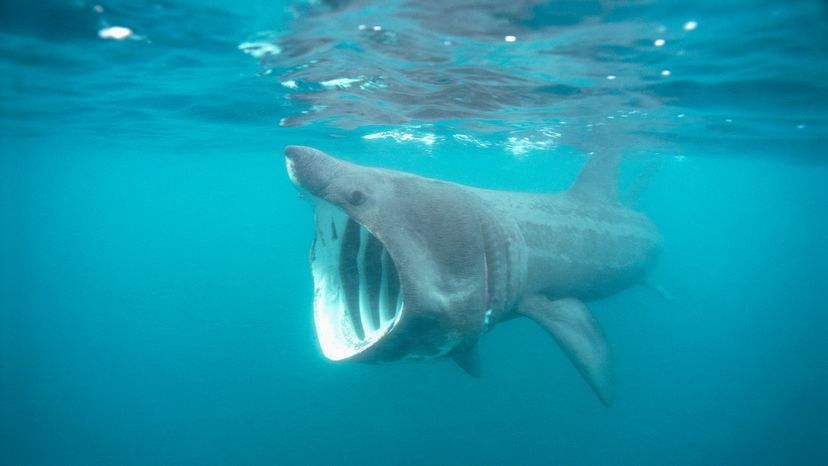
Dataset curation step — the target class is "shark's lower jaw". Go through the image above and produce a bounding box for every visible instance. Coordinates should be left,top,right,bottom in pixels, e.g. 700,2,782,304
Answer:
310,201,404,361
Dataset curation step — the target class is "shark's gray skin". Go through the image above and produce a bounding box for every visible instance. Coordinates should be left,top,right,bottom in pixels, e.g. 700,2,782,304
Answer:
285,145,660,406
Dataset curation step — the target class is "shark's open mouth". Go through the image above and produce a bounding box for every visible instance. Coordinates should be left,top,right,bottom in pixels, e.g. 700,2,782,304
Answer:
310,201,404,360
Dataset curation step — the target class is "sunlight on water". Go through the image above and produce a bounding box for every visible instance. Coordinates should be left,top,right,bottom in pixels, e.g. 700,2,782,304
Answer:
236,0,826,162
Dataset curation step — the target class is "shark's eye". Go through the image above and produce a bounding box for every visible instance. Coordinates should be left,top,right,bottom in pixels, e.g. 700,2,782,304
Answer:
348,190,366,206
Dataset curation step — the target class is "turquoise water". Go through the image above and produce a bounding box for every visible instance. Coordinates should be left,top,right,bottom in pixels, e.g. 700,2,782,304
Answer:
1,1,826,464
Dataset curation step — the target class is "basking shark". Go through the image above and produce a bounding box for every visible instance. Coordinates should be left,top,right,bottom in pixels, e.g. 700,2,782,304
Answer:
285,145,660,406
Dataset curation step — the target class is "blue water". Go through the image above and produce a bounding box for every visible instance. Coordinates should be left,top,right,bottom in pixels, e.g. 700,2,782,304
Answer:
1,1,826,464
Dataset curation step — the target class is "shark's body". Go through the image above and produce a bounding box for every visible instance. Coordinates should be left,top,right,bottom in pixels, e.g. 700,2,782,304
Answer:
285,146,660,406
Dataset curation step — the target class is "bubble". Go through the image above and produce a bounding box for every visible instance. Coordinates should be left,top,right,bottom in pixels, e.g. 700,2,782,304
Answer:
238,41,282,58
319,77,363,89
504,35,517,42
654,39,665,47
683,21,698,31
606,75,617,80
98,26,133,40
661,69,671,77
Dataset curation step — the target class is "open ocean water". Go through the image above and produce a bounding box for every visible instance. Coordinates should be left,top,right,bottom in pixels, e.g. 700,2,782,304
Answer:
1,1,826,465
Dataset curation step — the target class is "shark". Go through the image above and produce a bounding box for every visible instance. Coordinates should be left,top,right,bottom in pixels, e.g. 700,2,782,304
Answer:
285,145,661,406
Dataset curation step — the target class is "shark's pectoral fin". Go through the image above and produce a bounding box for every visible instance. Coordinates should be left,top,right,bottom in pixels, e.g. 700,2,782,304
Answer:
452,346,481,378
517,295,615,407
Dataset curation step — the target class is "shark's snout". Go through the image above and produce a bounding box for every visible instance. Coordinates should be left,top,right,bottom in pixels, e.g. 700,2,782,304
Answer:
284,145,344,196
284,145,314,188
284,144,325,161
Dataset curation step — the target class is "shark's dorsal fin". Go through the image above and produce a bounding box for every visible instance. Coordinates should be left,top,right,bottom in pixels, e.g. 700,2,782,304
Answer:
568,151,621,204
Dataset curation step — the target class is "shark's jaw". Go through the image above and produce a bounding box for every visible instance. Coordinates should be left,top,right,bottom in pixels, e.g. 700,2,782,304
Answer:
310,200,404,361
